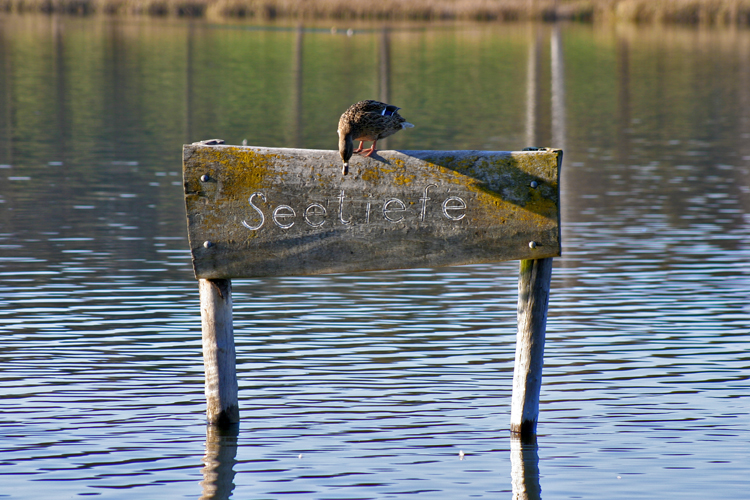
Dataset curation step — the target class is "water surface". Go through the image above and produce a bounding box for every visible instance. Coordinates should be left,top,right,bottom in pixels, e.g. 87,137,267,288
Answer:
1,15,749,499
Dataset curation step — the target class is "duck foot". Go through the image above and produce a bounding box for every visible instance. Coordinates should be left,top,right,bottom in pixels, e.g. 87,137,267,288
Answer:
358,140,378,157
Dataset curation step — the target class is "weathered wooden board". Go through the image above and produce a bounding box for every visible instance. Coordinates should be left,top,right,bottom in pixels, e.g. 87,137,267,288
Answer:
183,144,561,279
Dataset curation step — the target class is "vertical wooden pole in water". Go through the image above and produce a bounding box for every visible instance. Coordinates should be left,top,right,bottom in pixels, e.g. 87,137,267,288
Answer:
511,258,553,437
199,278,239,427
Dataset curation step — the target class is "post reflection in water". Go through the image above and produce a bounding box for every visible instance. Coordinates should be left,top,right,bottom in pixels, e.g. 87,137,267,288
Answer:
377,26,392,150
199,425,239,500
510,435,542,500
525,24,541,148
291,25,304,148
550,23,566,153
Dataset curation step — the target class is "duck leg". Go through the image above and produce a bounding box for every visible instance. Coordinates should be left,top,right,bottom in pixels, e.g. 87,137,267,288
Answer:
359,140,378,157
353,141,365,154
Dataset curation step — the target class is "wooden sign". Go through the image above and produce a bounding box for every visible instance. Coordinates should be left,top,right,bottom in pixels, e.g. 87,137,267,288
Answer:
182,144,561,279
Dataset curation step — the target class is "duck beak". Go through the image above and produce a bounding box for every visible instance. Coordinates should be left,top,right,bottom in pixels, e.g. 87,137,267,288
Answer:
342,162,349,175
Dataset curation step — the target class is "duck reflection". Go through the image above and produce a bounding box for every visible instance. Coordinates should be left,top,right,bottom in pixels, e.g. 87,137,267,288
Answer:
199,425,239,500
510,434,542,500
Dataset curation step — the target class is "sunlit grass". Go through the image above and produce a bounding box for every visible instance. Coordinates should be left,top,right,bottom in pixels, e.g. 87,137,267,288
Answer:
1,0,749,24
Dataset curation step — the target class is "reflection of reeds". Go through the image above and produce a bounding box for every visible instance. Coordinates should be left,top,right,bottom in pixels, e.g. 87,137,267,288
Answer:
1,0,749,24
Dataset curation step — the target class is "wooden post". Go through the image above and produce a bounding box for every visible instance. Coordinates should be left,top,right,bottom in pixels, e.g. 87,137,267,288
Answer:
199,278,239,427
511,257,553,437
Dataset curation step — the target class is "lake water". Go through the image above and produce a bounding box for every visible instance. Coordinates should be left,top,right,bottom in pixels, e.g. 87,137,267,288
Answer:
1,14,749,499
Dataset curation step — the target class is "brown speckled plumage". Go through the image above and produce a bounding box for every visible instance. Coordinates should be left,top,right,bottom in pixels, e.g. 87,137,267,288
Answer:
337,100,414,175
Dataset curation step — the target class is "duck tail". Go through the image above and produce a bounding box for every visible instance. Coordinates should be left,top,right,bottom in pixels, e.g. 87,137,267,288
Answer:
401,122,415,129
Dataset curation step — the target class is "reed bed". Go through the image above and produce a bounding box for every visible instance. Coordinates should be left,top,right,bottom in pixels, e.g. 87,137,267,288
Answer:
1,0,749,25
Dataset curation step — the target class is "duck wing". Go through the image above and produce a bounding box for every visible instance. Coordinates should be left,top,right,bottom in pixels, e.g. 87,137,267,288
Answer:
339,100,412,141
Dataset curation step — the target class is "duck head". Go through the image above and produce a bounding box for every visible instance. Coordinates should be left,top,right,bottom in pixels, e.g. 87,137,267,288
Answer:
338,129,353,175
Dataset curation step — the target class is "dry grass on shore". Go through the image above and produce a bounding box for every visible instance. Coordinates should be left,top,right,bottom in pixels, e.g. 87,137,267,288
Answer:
1,0,749,25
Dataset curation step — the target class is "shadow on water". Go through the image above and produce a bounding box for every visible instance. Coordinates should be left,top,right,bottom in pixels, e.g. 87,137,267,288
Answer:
199,425,239,500
510,435,542,500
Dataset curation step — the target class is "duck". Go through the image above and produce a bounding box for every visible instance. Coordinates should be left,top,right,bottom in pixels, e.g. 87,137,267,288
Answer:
337,100,414,175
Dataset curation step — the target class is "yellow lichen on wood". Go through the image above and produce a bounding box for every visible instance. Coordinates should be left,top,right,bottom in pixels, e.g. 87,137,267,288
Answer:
206,146,284,201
